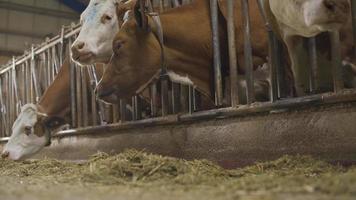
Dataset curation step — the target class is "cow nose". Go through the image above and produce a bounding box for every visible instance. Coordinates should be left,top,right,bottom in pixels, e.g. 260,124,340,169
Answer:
1,151,9,159
323,0,337,12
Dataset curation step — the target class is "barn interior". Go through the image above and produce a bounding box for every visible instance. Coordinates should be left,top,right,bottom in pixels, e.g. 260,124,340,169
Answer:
0,0,356,200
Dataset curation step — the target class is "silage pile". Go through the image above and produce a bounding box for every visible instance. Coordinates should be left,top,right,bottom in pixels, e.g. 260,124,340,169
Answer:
0,149,356,195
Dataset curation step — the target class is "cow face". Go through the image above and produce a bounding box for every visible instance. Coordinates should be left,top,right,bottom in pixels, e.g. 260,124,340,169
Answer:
1,104,47,160
269,0,350,37
71,0,121,66
96,11,161,103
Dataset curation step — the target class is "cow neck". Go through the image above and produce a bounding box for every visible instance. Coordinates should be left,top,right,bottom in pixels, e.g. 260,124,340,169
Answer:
147,1,214,100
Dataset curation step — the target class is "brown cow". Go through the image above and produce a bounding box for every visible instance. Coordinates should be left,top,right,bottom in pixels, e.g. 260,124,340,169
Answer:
264,0,351,95
1,58,104,160
96,0,271,104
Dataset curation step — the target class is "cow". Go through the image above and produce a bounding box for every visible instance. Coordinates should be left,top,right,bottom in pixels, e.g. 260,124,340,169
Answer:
264,0,351,95
96,0,272,105
71,0,136,66
1,59,104,160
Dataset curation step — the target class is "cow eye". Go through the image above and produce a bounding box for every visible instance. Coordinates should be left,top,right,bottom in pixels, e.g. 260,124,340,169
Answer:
24,126,32,136
94,2,99,6
101,14,113,24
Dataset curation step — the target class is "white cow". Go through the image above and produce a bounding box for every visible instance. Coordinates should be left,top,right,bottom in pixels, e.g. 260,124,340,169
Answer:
1,104,49,160
71,0,135,66
265,0,351,95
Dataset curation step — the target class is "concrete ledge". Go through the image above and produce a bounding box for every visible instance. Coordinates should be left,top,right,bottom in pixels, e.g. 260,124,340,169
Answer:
12,103,354,168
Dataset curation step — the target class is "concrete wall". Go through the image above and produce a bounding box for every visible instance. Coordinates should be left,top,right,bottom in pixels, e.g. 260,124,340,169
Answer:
0,0,79,56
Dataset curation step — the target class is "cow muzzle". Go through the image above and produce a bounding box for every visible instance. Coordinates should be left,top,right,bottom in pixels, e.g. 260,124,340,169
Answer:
1,151,9,159
71,41,95,65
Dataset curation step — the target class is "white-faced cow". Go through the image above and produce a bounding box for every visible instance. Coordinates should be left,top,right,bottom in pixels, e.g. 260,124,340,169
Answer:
264,0,351,95
1,59,103,160
96,0,272,104
71,0,136,65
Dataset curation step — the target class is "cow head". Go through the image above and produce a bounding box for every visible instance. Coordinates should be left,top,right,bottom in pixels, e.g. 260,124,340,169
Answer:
71,0,137,66
1,104,52,160
269,0,351,37
96,8,162,103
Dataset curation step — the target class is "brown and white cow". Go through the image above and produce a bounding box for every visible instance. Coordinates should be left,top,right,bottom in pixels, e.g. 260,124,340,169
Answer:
264,0,351,95
96,0,271,104
1,58,103,160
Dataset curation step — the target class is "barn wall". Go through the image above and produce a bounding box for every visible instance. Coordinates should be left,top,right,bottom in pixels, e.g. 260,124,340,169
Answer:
0,0,78,56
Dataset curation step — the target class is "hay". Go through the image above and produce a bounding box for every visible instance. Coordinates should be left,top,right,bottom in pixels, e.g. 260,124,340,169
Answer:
0,149,355,198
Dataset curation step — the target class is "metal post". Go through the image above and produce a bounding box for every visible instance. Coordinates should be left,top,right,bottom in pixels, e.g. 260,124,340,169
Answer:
172,82,180,114
210,0,223,106
81,67,89,127
329,31,344,92
69,38,77,128
150,83,158,117
161,77,169,116
226,0,239,106
241,0,255,104
87,66,98,126
307,37,318,93
75,64,83,127
120,99,127,122
180,84,189,113
352,0,356,57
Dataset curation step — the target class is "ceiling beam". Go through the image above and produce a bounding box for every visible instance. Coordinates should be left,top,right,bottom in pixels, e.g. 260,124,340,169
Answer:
0,1,79,20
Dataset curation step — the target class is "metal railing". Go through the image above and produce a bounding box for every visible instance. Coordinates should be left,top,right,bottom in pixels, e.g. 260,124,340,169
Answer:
1,0,356,139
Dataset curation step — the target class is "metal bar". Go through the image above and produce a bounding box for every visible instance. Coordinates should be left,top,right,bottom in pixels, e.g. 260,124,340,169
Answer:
112,104,119,123
150,83,158,117
120,99,127,122
180,84,189,113
172,82,180,114
30,47,41,102
81,67,89,127
241,0,255,104
75,64,83,127
161,78,169,116
308,37,318,93
134,96,142,120
210,0,223,106
226,0,239,106
352,0,356,58
87,66,98,126
329,31,344,92
69,39,77,128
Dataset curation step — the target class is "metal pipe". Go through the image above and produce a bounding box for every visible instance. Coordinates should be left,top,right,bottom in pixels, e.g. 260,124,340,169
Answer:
352,0,356,58
161,77,169,116
226,0,239,106
180,84,189,113
241,0,255,104
81,67,89,127
87,66,98,126
210,0,223,106
69,38,77,128
172,82,180,114
75,64,83,127
120,99,127,122
329,31,344,92
150,83,158,117
307,37,318,93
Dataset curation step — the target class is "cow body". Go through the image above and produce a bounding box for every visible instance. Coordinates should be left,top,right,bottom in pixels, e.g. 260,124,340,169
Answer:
264,0,351,95
97,0,271,104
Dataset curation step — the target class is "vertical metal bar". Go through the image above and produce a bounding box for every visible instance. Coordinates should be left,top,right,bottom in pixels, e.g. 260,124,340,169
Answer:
172,82,180,114
69,38,77,128
241,0,255,104
150,83,158,117
75,64,83,127
188,85,193,114
308,37,318,93
210,0,223,106
226,0,239,106
161,78,169,116
352,0,356,57
135,96,142,120
329,31,344,92
87,66,98,126
112,104,119,123
180,84,189,113
5,72,11,135
132,97,137,120
0,78,7,137
81,67,89,127
120,99,127,122
31,47,41,102
25,60,31,103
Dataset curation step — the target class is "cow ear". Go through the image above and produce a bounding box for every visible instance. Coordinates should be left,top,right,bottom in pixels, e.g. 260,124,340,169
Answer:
116,0,137,26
